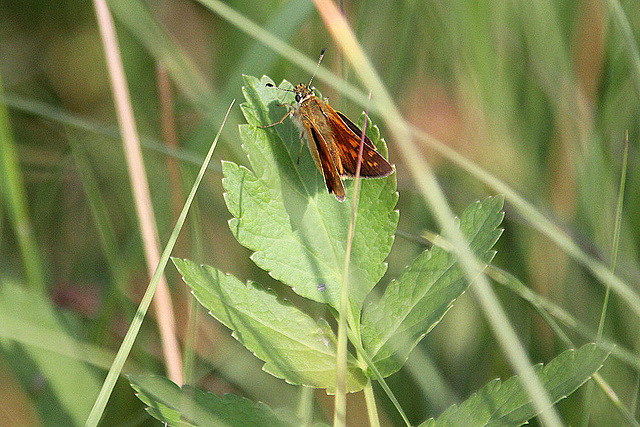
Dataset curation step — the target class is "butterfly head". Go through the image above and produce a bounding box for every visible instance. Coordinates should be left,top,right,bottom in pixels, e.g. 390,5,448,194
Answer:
293,84,314,104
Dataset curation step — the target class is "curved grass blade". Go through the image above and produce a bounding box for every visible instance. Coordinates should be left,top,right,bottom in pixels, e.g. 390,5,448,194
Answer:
84,101,233,427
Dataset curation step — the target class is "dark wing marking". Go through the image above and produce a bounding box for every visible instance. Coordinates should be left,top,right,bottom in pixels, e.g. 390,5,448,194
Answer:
325,109,394,178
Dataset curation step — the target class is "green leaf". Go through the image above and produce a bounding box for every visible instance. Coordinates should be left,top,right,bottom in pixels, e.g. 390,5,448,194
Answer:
419,343,609,427
130,375,300,427
361,196,504,377
222,75,398,313
173,258,368,392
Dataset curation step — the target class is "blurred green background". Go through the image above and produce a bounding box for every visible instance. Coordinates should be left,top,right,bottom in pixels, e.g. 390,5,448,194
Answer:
1,0,639,425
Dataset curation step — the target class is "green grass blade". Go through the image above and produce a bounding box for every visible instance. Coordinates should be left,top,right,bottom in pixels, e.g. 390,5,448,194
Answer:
66,131,133,340
84,100,233,427
490,265,640,371
487,263,640,427
2,94,219,170
582,132,629,427
0,74,46,292
598,133,629,338
606,0,640,99
348,335,411,426
411,123,640,321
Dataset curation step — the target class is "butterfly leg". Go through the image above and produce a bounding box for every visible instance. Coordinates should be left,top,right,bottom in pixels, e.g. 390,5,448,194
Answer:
258,110,291,129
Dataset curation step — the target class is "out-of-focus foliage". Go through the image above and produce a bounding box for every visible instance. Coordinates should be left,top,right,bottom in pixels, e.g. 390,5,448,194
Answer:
1,0,639,425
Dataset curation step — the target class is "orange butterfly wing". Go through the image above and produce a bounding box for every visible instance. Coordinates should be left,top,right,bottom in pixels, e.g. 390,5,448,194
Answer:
321,105,394,178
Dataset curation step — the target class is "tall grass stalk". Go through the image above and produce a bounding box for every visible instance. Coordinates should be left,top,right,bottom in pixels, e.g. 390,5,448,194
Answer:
93,0,182,385
311,0,564,425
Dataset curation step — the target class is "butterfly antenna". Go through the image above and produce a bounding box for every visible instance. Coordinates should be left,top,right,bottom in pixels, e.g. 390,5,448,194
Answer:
308,48,326,88
265,83,295,93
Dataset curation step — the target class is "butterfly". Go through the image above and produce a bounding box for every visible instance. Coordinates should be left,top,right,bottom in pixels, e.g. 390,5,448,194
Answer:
260,49,394,201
